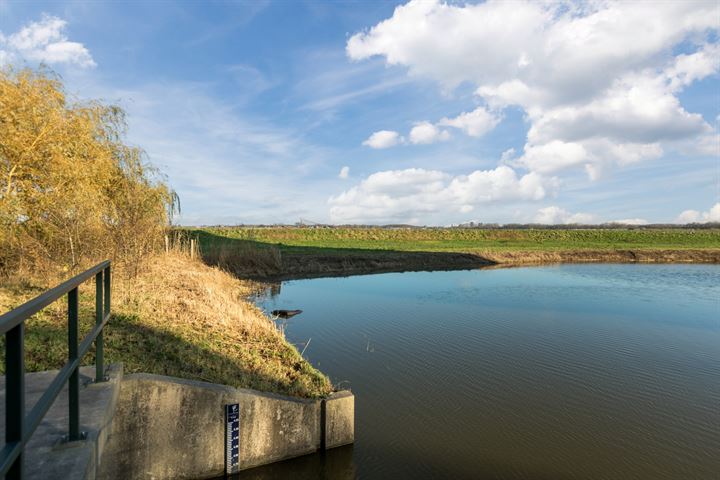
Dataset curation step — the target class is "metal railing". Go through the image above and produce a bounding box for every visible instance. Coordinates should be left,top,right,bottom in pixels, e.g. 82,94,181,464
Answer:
0,261,111,479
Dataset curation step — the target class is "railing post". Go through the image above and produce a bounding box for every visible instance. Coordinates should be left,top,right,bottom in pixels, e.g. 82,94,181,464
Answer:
95,271,104,382
68,287,80,441
104,265,111,319
5,323,25,480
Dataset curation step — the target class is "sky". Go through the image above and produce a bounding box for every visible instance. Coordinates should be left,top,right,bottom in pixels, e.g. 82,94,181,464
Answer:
1,0,719,226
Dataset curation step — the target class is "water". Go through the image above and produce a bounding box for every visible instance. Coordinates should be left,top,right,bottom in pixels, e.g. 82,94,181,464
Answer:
247,264,720,479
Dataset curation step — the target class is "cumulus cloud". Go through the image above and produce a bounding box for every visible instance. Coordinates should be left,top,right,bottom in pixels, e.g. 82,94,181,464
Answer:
362,130,402,149
329,165,555,223
438,106,501,137
515,138,664,179
369,105,499,148
676,203,720,223
676,210,701,224
666,43,720,92
348,0,720,177
364,122,452,147
515,141,589,175
533,206,596,225
338,166,350,179
408,121,449,144
0,15,95,68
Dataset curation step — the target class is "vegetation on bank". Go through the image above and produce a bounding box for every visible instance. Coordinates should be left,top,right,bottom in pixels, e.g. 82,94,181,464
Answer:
0,68,331,398
0,68,175,279
0,253,331,397
193,226,720,255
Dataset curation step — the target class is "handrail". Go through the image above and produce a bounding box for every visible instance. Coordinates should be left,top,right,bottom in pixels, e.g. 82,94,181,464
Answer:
0,260,110,335
1,261,111,480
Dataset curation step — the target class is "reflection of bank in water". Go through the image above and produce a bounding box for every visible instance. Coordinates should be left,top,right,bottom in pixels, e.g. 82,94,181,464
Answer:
268,282,282,297
224,444,356,480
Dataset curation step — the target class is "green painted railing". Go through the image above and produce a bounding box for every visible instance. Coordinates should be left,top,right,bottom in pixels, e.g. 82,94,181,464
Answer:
0,261,111,479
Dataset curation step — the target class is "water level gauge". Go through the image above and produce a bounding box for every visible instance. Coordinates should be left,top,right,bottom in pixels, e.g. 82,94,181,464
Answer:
225,403,240,474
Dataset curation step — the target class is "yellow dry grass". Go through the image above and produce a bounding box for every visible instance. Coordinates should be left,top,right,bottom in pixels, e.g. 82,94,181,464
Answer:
0,252,332,398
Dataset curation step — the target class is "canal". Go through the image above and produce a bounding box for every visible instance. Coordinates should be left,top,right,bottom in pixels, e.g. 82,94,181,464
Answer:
246,264,719,479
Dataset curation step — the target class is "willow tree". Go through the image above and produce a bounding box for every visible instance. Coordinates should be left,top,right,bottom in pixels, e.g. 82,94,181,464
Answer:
0,67,176,279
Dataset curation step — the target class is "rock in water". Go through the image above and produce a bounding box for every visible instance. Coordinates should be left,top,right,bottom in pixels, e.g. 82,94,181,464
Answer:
271,309,303,319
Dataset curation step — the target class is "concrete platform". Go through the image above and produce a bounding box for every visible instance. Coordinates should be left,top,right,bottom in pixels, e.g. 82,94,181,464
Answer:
0,363,123,480
98,373,354,480
1,366,353,480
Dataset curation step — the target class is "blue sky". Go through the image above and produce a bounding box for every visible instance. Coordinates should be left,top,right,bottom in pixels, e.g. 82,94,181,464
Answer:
1,0,719,225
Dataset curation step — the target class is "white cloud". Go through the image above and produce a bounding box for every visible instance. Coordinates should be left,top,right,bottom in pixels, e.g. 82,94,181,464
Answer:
517,141,589,174
526,75,709,145
516,138,664,180
362,130,402,149
677,210,702,223
676,203,720,223
347,0,720,177
338,166,350,179
610,218,649,226
438,106,501,137
1,15,95,68
533,206,596,225
408,121,449,144
666,43,720,91
347,0,549,89
370,106,499,148
329,165,556,224
500,148,515,163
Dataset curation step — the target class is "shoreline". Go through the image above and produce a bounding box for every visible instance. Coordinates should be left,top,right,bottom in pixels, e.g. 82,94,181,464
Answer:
228,248,720,281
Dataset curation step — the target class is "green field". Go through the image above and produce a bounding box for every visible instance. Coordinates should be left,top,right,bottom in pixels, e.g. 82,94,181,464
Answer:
191,227,720,254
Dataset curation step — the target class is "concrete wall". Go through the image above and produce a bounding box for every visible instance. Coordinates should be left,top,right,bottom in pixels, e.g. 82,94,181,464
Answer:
323,390,354,449
98,373,354,480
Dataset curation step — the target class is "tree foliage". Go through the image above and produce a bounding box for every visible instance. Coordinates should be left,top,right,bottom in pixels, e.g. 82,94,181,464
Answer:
0,67,176,278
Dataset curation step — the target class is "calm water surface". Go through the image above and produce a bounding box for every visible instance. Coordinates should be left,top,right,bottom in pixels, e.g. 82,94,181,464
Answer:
246,264,719,480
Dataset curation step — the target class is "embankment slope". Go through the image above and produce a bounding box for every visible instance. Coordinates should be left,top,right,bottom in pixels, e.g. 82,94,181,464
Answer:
0,253,332,398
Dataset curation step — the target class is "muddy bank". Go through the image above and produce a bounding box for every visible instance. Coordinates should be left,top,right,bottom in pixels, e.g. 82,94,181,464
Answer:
216,248,719,281
480,249,720,266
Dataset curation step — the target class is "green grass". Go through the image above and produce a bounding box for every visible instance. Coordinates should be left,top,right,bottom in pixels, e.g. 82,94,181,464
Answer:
190,227,720,254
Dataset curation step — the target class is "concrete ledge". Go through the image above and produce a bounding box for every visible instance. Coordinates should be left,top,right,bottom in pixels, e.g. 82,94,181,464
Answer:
324,391,354,449
99,373,353,480
0,363,124,480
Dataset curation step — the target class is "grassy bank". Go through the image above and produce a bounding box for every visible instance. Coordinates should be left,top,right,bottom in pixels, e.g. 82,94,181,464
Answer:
195,226,720,252
0,253,332,398
188,226,720,279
